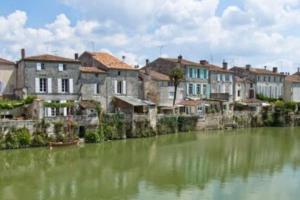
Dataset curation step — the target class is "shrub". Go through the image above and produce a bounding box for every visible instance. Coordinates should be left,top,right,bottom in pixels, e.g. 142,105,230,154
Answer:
285,101,296,112
31,132,47,147
132,120,156,138
274,100,285,110
157,116,177,135
4,132,19,149
16,128,31,148
178,116,198,132
85,130,100,143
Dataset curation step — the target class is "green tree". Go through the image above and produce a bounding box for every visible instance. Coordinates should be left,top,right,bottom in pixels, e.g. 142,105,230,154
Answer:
169,67,184,106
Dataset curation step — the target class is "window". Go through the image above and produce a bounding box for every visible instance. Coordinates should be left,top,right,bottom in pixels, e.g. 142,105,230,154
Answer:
58,64,66,71
117,81,122,94
36,63,45,71
189,68,193,78
225,74,230,81
264,76,266,81
203,70,207,79
118,71,121,76
168,82,174,87
197,84,201,95
188,84,193,95
197,69,201,79
250,83,253,88
62,79,69,93
169,91,174,99
51,101,60,117
39,78,47,93
203,84,207,96
268,76,271,82
96,84,101,94
237,90,241,97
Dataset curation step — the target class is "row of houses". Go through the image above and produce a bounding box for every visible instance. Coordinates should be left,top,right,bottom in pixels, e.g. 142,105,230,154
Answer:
0,49,299,121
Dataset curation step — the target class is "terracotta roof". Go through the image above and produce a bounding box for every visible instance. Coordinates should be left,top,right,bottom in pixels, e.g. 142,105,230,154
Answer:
89,52,135,70
79,100,98,109
286,75,300,83
80,67,105,74
177,99,203,106
140,69,170,81
0,57,14,65
206,64,233,74
231,66,284,76
23,54,79,63
161,58,199,66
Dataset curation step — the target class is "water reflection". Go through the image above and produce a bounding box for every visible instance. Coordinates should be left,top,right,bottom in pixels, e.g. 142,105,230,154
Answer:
1,128,300,200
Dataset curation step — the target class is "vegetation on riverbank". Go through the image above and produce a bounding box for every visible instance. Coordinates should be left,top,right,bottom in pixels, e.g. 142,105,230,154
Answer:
0,96,36,110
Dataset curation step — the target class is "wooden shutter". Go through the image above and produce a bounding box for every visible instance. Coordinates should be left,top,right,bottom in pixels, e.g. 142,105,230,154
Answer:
35,78,40,93
47,78,52,93
122,80,127,95
69,79,73,93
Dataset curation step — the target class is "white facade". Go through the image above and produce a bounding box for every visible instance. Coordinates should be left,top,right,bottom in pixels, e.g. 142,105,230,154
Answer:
256,75,284,99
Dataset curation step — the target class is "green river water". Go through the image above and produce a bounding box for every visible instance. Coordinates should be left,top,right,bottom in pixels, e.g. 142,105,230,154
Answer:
1,127,300,200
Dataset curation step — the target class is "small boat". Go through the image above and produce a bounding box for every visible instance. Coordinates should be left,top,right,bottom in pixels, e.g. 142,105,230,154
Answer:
49,140,80,149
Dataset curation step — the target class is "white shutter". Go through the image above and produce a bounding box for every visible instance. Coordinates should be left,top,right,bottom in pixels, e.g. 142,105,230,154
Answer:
61,100,67,116
47,100,52,117
217,74,220,82
69,79,74,93
114,80,118,94
36,63,41,71
229,75,233,82
58,64,63,72
193,84,196,95
122,80,127,95
47,78,52,93
94,84,97,94
58,79,62,93
35,78,40,93
186,83,189,95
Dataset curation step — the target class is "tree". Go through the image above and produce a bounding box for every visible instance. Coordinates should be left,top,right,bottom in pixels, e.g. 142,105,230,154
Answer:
169,67,184,106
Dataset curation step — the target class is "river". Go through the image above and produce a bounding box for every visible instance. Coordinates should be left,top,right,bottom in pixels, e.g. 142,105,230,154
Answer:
1,127,300,200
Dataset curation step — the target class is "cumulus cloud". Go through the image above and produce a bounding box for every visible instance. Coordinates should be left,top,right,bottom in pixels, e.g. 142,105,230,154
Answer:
2,0,300,72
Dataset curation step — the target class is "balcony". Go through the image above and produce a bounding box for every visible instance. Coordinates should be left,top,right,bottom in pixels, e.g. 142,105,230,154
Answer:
210,93,230,101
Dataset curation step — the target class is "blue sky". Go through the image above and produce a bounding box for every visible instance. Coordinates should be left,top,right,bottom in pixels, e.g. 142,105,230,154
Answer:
1,0,300,72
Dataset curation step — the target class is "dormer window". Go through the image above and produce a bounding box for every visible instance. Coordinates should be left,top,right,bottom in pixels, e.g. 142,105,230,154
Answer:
58,64,66,71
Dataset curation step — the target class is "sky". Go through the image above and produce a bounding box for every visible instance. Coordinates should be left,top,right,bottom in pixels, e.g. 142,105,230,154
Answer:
1,0,300,72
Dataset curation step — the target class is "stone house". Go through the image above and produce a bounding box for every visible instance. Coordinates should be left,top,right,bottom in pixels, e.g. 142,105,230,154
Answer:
234,76,256,102
283,71,300,102
79,52,141,112
207,61,234,103
231,65,284,99
143,56,210,100
0,57,16,98
139,65,184,113
15,49,81,118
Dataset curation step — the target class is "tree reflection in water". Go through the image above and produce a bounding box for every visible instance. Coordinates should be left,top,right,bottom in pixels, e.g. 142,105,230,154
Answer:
0,127,300,200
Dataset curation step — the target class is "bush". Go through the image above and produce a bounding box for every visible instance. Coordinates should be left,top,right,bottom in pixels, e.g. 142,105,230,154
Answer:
15,128,31,148
157,116,177,135
85,130,100,143
132,120,156,138
178,116,198,132
31,132,47,147
4,132,19,149
285,101,296,112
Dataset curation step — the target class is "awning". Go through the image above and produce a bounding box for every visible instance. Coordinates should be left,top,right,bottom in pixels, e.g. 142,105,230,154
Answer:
114,96,156,106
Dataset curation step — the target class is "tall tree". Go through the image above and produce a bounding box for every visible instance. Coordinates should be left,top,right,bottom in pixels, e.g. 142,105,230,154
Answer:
169,67,184,106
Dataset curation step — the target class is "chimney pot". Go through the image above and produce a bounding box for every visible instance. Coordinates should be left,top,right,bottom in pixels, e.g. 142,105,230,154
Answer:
222,61,228,70
200,60,209,65
178,55,183,63
21,48,25,59
264,66,267,70
273,67,278,73
146,59,149,66
74,53,79,60
246,64,251,71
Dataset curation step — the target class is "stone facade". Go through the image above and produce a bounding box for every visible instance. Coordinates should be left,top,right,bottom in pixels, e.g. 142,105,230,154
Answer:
0,58,16,98
79,52,141,112
284,74,300,102
234,77,256,102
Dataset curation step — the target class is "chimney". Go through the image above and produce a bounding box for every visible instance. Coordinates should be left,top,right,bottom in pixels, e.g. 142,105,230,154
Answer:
246,64,251,71
134,65,139,69
298,67,300,73
122,55,126,62
21,48,25,59
264,66,267,70
178,55,183,63
273,67,278,73
222,61,228,70
200,60,209,65
74,53,79,60
145,59,150,75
